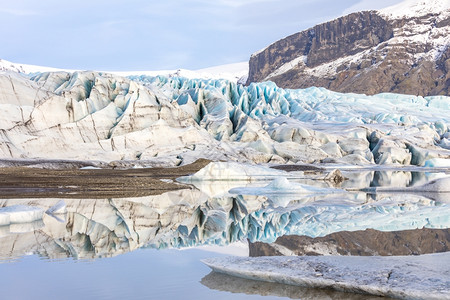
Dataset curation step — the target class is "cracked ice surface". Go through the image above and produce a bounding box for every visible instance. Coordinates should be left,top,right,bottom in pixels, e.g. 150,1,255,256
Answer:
203,253,450,300
0,69,449,166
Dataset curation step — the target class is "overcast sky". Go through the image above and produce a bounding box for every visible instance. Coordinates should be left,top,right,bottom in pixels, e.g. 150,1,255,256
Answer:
0,0,403,70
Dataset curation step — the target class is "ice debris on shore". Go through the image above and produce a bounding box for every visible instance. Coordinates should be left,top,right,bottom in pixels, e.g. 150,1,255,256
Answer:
203,253,450,300
178,161,291,182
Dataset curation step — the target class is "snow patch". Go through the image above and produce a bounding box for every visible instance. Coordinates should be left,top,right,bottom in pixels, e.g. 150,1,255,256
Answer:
265,56,306,79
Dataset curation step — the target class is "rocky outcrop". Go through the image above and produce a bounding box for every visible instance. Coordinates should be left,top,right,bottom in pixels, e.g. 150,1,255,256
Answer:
247,11,393,83
249,228,450,257
247,2,450,96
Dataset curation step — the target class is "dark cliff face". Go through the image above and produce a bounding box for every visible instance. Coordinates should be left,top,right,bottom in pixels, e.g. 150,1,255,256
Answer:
247,10,450,96
247,11,393,83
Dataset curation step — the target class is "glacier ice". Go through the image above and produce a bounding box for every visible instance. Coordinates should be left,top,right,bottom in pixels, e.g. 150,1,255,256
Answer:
0,69,448,166
203,253,450,300
178,161,291,182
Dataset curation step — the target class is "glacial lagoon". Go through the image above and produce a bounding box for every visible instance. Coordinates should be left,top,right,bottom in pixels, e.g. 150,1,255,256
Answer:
0,167,449,299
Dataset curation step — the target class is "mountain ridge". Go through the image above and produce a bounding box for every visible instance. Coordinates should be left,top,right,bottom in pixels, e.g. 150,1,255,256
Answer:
246,0,450,96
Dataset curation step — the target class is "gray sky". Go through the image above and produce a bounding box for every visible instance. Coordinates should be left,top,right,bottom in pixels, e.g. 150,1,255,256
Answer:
0,0,403,70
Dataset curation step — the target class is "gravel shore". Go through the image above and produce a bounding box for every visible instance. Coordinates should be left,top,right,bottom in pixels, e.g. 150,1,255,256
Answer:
0,159,211,198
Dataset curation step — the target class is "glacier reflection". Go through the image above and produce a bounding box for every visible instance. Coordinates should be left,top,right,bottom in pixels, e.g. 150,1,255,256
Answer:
0,170,448,260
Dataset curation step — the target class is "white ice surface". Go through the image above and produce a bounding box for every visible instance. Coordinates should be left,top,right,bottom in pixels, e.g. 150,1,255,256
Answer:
203,253,450,300
265,56,306,79
0,60,449,167
178,161,295,182
0,59,75,74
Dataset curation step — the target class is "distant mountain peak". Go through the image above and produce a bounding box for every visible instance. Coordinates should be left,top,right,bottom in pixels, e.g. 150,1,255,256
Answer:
247,0,450,96
380,0,450,19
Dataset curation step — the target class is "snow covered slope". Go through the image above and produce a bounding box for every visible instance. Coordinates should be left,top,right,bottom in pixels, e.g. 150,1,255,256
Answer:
0,59,73,74
380,0,450,19
0,58,248,83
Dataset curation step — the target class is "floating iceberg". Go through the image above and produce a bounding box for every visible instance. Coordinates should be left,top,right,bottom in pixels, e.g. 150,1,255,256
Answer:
45,200,67,215
203,253,450,300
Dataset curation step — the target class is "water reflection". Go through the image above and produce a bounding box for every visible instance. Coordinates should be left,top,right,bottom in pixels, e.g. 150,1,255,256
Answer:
249,227,450,256
341,170,447,189
0,175,448,260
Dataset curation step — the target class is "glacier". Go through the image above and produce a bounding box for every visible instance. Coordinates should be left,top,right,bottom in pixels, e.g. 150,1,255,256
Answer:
0,68,448,167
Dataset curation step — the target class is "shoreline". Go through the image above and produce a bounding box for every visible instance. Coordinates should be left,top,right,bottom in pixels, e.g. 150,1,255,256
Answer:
0,159,211,199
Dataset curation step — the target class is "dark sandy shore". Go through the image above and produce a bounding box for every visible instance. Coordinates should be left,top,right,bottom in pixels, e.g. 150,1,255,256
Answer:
0,159,211,199
0,159,332,199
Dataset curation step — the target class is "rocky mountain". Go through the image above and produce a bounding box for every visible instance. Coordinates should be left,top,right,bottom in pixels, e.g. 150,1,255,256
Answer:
246,0,450,96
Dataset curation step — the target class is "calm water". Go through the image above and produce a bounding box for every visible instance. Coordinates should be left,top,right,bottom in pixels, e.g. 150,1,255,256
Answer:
0,247,387,300
0,170,448,299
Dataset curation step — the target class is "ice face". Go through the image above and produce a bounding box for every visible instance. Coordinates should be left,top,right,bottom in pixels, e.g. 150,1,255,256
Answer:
134,75,450,166
0,70,449,166
139,76,449,125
